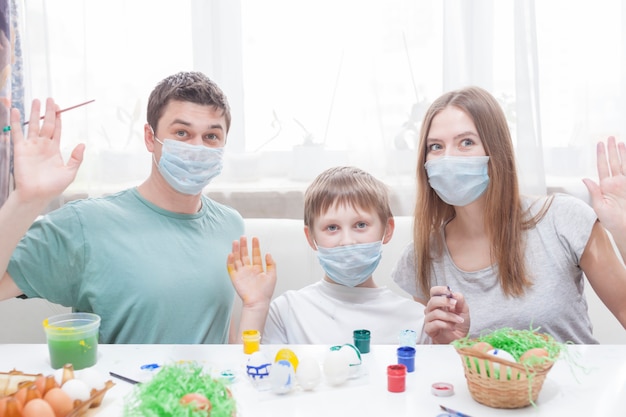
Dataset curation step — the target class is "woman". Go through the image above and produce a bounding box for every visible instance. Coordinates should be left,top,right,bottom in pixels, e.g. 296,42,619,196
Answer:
394,86,626,344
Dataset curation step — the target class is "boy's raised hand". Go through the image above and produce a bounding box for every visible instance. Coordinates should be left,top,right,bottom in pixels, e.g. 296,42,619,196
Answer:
10,98,85,205
227,236,276,309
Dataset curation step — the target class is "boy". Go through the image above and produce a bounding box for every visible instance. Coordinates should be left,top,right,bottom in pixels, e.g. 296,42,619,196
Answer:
228,166,432,344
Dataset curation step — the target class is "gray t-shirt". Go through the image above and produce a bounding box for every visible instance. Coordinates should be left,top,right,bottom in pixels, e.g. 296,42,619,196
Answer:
392,193,598,344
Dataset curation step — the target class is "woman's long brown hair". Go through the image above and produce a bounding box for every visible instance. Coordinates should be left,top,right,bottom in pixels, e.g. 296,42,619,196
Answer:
414,86,550,298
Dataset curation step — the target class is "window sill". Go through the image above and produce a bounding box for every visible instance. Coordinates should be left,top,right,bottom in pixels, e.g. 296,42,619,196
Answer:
48,174,589,219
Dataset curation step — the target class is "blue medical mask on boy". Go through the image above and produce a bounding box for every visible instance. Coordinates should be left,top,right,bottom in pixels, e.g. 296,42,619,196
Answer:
316,239,384,287
152,134,224,195
425,155,490,206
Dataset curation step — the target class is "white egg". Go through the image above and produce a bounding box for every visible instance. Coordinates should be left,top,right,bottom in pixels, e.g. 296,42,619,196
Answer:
338,344,362,378
323,350,350,386
296,356,321,390
61,378,92,401
269,360,295,394
76,367,107,391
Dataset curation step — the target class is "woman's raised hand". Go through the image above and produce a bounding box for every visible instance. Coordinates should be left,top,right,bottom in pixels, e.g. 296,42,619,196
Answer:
583,136,626,235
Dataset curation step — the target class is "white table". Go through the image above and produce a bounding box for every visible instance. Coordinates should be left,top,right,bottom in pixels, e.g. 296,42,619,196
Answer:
1,344,625,416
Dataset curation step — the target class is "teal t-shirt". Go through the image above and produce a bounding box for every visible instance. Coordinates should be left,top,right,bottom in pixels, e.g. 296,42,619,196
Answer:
8,188,244,344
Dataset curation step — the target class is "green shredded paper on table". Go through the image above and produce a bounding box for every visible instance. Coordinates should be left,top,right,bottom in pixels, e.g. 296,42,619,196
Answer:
123,362,236,417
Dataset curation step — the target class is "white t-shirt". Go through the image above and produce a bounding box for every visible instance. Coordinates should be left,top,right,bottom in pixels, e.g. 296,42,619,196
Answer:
392,193,599,344
262,279,427,345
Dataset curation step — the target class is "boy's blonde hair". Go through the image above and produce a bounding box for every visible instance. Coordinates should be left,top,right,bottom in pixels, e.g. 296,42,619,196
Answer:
304,166,393,229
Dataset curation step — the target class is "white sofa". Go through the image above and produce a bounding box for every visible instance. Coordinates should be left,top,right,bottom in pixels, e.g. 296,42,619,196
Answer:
1,216,624,343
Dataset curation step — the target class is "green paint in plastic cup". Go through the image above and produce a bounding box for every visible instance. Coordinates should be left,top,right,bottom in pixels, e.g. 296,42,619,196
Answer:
43,312,100,370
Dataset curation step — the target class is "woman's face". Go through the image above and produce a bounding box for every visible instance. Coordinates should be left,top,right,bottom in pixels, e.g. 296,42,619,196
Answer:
425,106,486,161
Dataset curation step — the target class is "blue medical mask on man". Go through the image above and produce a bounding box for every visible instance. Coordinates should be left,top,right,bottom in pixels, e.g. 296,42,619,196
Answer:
315,238,384,287
425,155,490,206
152,130,224,195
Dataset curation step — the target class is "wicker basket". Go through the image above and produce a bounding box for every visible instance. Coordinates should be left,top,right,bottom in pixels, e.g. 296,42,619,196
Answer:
455,347,554,409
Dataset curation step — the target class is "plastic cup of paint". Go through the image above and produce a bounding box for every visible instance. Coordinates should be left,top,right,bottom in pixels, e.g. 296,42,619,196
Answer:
353,329,371,354
242,329,261,354
387,364,407,392
43,312,100,370
398,329,418,347
397,346,416,373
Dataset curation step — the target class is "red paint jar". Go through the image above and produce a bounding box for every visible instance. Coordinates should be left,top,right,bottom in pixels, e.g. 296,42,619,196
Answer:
387,364,407,392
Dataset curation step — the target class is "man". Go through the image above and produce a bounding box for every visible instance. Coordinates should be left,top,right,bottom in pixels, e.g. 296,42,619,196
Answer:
0,71,275,343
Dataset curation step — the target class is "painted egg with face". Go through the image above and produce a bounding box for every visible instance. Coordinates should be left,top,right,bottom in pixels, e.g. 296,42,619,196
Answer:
246,351,272,391
269,359,296,394
296,355,321,391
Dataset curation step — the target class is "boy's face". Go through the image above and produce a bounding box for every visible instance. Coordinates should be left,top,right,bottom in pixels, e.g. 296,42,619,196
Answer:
305,203,393,249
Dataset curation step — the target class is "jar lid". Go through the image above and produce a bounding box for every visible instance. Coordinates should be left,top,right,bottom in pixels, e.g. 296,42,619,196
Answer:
353,329,371,339
431,382,454,397
387,364,407,376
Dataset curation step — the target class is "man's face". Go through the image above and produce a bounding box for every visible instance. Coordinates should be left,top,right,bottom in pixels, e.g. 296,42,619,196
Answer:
152,100,227,154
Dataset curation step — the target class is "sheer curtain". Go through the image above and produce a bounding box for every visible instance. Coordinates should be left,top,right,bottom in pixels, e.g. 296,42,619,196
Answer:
0,0,20,208
14,0,626,213
20,0,194,196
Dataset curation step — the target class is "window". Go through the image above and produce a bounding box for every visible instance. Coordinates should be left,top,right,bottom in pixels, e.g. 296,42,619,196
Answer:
18,0,625,207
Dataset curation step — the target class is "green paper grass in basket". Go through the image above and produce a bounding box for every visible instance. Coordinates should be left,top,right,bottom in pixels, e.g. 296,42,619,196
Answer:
451,327,567,408
453,327,565,374
123,362,236,417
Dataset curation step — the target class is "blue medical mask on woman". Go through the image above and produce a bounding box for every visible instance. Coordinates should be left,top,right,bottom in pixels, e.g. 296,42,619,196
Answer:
153,136,224,195
425,155,490,206
315,239,384,287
